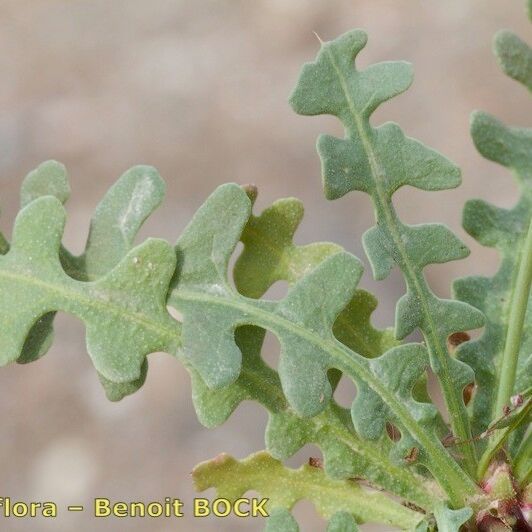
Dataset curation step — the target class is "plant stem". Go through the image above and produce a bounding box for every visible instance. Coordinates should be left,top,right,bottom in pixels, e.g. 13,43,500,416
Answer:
478,218,532,479
494,218,532,416
478,399,532,478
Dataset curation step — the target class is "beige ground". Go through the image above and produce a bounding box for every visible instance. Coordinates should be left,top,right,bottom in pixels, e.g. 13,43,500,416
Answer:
0,1,530,531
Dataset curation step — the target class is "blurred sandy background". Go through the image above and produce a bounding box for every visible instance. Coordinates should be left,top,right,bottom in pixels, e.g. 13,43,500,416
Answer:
0,1,530,531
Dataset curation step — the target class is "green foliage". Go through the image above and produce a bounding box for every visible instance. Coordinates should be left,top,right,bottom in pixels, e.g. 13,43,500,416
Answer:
0,194,177,382
192,451,425,530
0,4,531,531
452,11,532,480
289,28,484,477
15,161,170,399
189,194,436,511
235,194,398,358
454,115,532,440
494,30,532,92
432,506,473,532
170,183,476,508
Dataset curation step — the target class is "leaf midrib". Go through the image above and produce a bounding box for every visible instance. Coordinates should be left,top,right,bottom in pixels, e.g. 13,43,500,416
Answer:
175,286,479,504
237,361,437,510
243,224,384,357
232,461,425,528
315,415,439,509
0,268,179,345
322,43,478,477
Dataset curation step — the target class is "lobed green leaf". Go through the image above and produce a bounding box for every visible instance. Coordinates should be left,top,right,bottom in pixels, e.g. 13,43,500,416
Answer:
190,194,437,510
170,184,477,506
15,161,167,399
290,27,485,476
1,161,177,395
192,451,425,531
0,196,178,382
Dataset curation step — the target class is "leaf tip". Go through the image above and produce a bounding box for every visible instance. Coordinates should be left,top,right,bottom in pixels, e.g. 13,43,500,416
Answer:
21,160,70,208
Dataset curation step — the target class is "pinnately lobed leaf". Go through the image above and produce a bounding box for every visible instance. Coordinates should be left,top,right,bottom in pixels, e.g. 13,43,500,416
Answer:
171,183,363,417
0,195,179,382
192,451,425,531
2,8,530,528
289,28,485,476
2,161,177,397
189,193,437,510
170,184,478,507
